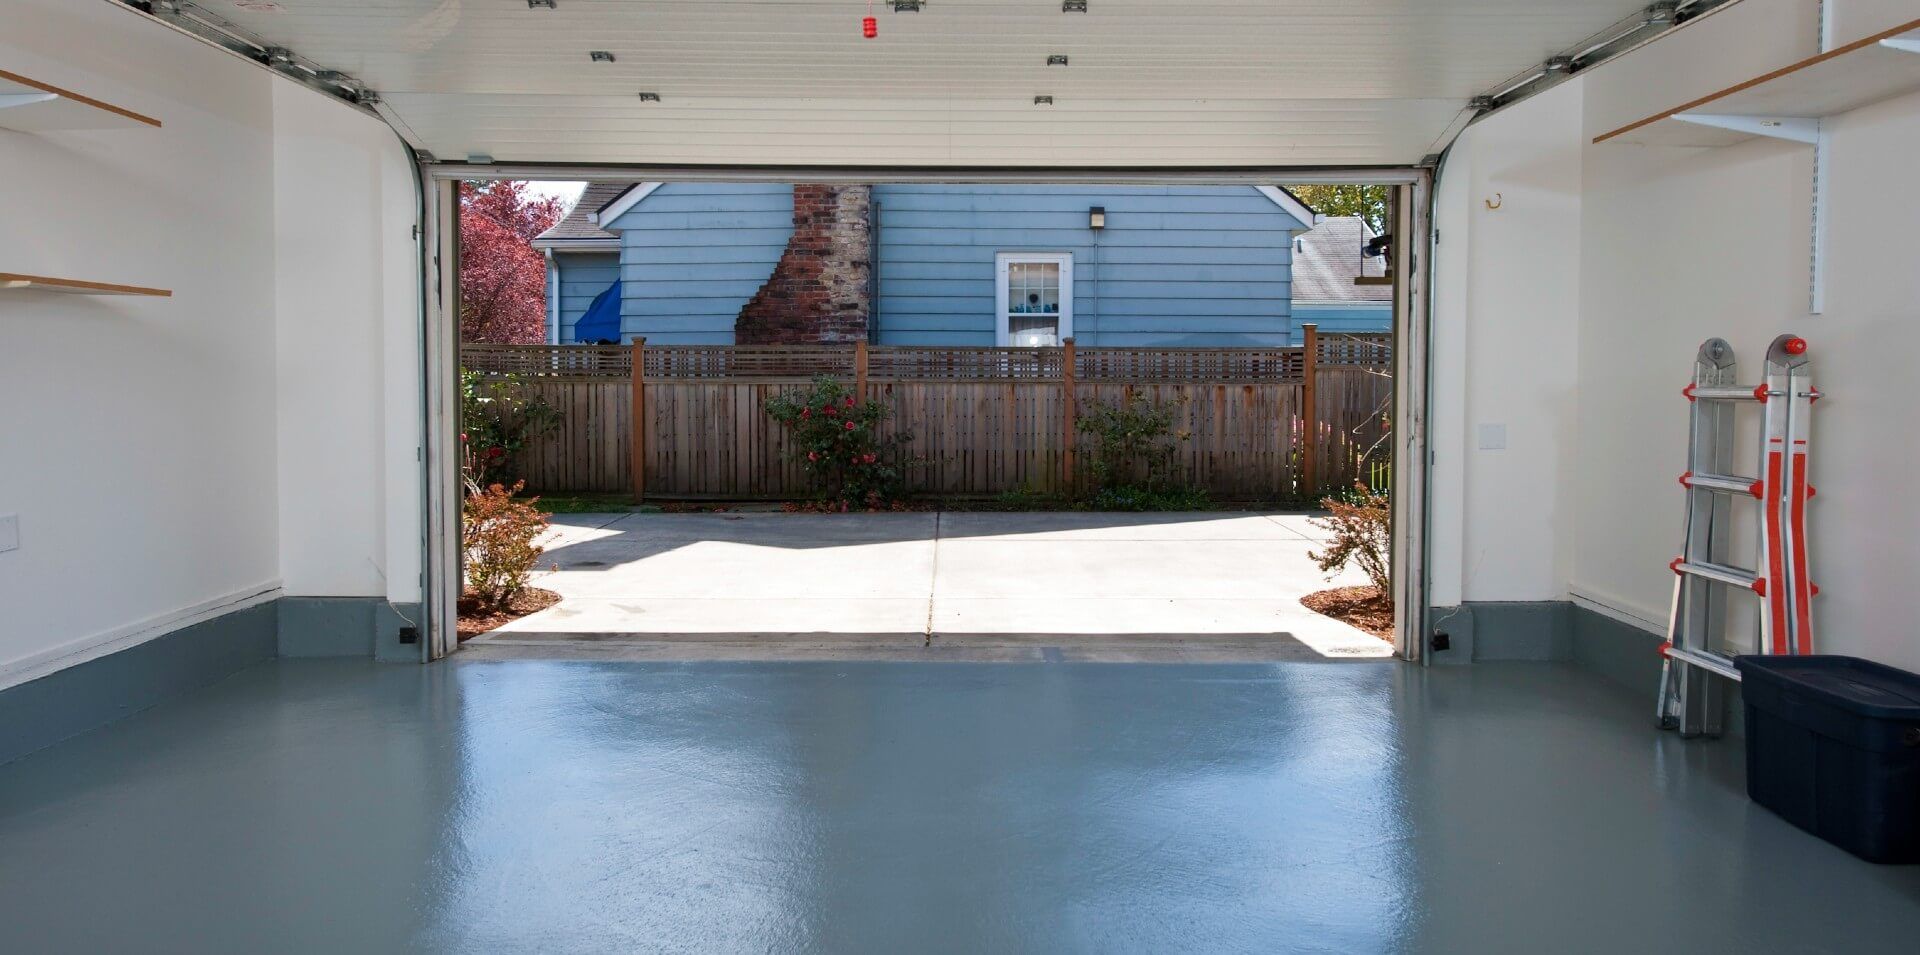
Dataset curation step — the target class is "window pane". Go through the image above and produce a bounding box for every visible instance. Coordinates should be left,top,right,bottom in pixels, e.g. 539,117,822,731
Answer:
1009,262,1060,314
1002,258,1064,345
1009,315,1059,347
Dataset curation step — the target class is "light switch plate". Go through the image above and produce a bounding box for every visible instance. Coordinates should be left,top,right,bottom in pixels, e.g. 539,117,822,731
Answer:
1478,424,1507,450
0,514,17,553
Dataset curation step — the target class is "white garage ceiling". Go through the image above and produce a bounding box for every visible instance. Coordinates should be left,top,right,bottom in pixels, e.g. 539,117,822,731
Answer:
187,0,1657,167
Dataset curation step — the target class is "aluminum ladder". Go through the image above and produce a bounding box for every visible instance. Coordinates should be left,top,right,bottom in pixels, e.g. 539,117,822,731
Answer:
1659,334,1818,737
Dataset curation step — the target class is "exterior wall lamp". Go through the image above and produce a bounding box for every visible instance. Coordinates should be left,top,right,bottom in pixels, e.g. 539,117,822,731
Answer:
1089,206,1106,230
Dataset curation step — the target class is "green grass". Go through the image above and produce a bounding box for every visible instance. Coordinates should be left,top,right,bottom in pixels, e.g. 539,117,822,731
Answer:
522,492,645,514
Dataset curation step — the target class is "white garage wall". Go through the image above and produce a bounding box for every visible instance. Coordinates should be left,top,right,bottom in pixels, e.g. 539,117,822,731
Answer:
0,0,421,689
0,0,281,686
1806,90,1920,671
1828,0,1920,43
1571,0,1920,674
1435,0,1920,671
272,83,422,604
1427,80,1585,607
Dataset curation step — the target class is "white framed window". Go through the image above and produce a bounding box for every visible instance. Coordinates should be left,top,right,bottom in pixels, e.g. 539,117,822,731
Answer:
995,252,1073,347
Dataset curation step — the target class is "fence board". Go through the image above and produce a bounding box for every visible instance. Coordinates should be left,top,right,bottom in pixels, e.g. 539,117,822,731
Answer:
464,338,1391,500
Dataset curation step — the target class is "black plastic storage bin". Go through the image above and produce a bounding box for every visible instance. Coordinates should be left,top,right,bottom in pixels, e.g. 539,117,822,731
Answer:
1734,655,1920,863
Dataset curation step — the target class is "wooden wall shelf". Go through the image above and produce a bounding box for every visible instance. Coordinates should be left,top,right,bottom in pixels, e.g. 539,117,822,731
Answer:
0,69,161,132
1595,18,1920,147
0,274,171,297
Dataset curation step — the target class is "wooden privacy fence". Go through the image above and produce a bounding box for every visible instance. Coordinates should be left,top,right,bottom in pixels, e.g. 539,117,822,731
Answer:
461,329,1392,501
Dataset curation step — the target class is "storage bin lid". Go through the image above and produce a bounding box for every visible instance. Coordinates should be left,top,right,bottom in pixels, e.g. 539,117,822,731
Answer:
1736,656,1920,720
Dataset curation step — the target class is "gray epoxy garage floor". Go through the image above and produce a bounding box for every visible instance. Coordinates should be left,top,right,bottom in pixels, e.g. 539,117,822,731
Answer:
473,511,1392,661
2,658,1917,953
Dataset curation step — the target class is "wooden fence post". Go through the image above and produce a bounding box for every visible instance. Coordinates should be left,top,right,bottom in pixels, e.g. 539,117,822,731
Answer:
1061,337,1077,489
854,339,869,399
1300,323,1318,498
631,337,646,503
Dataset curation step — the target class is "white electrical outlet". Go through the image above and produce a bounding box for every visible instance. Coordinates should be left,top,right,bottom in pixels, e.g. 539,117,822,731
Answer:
0,514,17,554
1478,424,1508,451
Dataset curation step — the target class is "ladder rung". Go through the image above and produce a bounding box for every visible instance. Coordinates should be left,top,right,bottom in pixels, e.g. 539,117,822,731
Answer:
1665,645,1743,681
1682,471,1763,497
1686,384,1770,402
1672,559,1761,591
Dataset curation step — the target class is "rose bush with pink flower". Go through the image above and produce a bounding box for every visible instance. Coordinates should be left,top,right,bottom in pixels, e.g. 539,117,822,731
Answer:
460,369,562,487
766,375,915,507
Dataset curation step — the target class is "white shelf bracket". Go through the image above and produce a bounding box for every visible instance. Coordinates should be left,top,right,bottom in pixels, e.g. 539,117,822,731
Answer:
0,92,59,111
1670,113,1820,144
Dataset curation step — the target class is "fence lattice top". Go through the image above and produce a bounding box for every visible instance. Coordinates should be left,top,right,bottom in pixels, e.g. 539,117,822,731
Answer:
1319,336,1393,367
462,344,631,376
462,335,1391,383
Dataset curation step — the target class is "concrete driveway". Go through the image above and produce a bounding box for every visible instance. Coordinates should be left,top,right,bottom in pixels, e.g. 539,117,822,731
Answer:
469,511,1392,662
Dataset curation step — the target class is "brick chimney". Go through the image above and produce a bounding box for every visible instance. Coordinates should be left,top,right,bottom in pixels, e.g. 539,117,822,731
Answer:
735,184,873,344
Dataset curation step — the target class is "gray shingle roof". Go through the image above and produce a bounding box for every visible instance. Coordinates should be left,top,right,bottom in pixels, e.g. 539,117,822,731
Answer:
1291,216,1391,303
533,181,638,243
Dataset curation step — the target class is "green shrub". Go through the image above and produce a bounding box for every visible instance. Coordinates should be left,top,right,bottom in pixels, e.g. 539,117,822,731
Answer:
766,376,915,507
460,370,562,486
1074,391,1207,509
1308,484,1392,594
461,481,550,610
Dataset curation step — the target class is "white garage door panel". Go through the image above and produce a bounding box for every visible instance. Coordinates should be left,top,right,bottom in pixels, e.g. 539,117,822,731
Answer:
195,0,1653,166
380,93,1466,165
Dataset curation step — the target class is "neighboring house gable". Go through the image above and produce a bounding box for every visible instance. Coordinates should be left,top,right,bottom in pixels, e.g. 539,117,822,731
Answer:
604,182,795,345
533,181,628,343
1289,216,1393,342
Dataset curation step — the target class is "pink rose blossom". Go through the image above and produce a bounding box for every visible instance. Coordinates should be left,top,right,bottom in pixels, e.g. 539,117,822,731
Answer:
845,421,856,431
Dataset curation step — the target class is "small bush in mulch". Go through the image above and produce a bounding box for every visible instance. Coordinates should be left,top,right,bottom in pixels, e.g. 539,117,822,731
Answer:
1301,585,1395,642
457,586,562,640
1307,485,1391,593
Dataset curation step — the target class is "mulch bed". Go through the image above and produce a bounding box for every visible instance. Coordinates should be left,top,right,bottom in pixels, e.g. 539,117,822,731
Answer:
457,587,561,640
1300,585,1395,642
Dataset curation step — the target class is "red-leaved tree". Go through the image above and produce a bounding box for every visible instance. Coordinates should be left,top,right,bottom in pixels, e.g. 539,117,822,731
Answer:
459,181,564,344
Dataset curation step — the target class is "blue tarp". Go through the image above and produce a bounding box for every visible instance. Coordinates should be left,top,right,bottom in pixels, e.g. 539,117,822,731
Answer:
572,279,622,344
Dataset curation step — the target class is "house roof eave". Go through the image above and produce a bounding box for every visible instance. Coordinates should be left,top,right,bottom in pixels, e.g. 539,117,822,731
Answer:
531,237,623,253
591,182,665,226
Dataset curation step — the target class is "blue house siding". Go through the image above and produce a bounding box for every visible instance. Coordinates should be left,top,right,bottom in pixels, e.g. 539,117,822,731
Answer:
552,252,620,343
597,183,1308,347
871,185,1300,347
606,183,794,344
1291,304,1393,344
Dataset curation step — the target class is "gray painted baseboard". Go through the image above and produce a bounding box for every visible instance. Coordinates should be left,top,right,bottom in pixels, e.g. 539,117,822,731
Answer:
0,602,277,766
278,597,423,662
1427,599,1744,735
1,596,423,766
